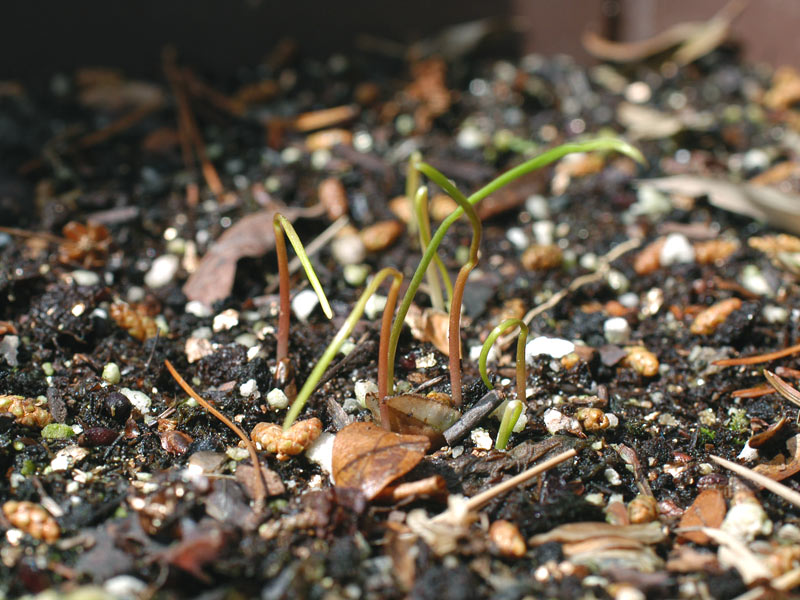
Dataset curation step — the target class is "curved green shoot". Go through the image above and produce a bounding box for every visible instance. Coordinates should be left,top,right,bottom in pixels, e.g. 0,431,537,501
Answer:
386,137,644,395
495,400,523,451
414,185,454,312
415,162,481,407
284,267,402,430
273,213,333,362
479,318,529,402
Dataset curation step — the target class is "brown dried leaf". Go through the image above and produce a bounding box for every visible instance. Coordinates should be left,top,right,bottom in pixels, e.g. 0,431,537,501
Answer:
753,434,800,482
529,521,666,545
678,489,727,545
332,422,430,500
183,208,298,306
378,393,461,446
405,305,451,357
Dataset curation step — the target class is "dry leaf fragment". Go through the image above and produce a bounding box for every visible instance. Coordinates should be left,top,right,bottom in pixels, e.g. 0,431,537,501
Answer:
530,521,666,545
183,208,298,306
332,422,430,500
753,434,800,482
678,489,727,545
763,66,800,111
405,305,452,357
370,393,461,446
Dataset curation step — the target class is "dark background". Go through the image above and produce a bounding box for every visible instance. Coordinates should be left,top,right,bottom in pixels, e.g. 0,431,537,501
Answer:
1,0,796,83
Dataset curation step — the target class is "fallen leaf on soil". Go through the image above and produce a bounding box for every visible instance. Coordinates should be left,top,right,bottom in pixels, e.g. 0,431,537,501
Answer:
332,422,430,500
405,305,451,356
529,521,666,545
753,434,800,482
678,489,727,545
371,393,461,446
639,175,800,236
158,521,227,583
183,208,298,306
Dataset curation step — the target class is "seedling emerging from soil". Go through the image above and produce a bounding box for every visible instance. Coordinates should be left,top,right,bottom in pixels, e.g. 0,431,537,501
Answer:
405,151,422,235
479,318,529,402
495,400,523,451
273,213,333,363
414,185,453,312
386,137,644,401
415,162,482,408
283,267,403,430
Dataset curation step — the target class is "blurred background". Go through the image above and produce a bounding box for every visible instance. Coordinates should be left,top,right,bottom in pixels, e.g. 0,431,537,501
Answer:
2,0,796,82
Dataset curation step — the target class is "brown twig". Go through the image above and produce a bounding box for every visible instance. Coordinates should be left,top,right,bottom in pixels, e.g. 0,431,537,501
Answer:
0,226,65,245
164,360,267,511
442,389,504,446
764,370,800,408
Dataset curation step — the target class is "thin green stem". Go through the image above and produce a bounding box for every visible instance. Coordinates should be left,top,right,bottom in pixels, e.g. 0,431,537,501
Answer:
479,318,528,401
416,163,481,408
386,137,644,396
495,400,523,450
284,267,402,430
414,186,453,311
273,214,333,362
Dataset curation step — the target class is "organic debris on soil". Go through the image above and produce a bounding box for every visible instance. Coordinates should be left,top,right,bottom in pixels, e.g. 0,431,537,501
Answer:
3,16,800,600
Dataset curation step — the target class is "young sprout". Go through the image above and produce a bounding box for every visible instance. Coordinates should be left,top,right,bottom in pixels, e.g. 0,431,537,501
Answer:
283,267,403,430
414,185,453,312
479,318,529,402
273,213,333,363
495,400,523,451
415,162,481,408
386,137,644,398
405,151,422,235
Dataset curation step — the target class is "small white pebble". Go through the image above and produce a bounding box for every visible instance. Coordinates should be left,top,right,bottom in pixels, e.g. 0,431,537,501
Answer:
721,502,772,541
102,362,121,384
470,427,493,450
307,432,335,481
354,380,378,408
543,408,572,434
526,336,574,362
526,194,550,219
267,388,289,410
579,253,597,270
364,294,387,320
762,305,788,324
457,125,487,150
737,442,759,462
239,379,259,398
234,333,258,348
331,234,366,266
105,575,148,600
741,264,773,297
605,413,619,428
120,388,151,414
604,317,631,345
186,301,212,318
532,220,555,246
71,270,101,286
291,289,320,322
144,254,180,288
659,233,695,266
604,468,622,486
506,227,528,250
213,309,239,332
343,264,370,287
619,292,639,308
415,352,437,369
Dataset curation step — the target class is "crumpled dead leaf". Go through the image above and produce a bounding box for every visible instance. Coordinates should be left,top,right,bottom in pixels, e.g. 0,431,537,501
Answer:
678,489,727,545
332,422,430,500
367,393,461,446
638,175,800,235
183,208,299,306
582,0,745,65
405,305,452,356
753,434,800,482
763,66,800,111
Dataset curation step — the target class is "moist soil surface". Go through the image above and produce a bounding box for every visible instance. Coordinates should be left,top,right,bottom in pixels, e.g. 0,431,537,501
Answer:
1,34,800,600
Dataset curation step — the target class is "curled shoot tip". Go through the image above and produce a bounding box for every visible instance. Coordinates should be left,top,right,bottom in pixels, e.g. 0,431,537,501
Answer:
414,185,453,310
495,400,523,451
284,267,402,430
479,318,528,401
273,213,333,319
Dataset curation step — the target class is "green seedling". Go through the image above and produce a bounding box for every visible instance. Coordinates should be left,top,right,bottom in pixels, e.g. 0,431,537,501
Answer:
284,267,403,430
414,185,453,312
273,213,333,363
495,400,523,451
386,137,644,400
479,318,529,402
415,163,481,408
